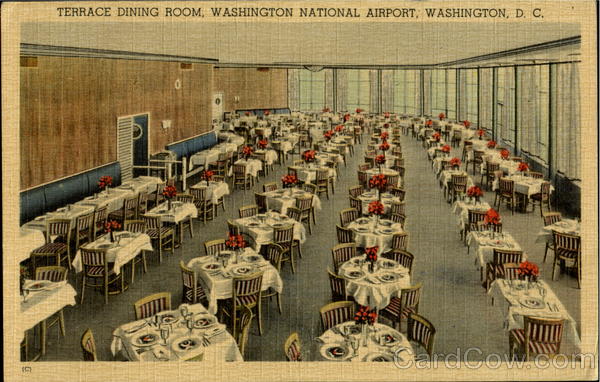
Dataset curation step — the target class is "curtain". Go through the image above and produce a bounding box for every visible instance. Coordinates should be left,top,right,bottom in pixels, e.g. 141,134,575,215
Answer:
369,70,380,113
422,70,431,116
381,70,395,113
517,66,539,157
479,69,493,130
324,69,334,110
287,69,299,111
335,69,348,112
551,63,580,180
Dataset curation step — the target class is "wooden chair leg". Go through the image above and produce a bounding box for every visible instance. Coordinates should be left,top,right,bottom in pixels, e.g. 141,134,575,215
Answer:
257,302,263,336
142,252,148,273
40,320,47,355
80,275,86,304
277,293,282,314
104,275,109,305
59,310,65,336
131,261,135,284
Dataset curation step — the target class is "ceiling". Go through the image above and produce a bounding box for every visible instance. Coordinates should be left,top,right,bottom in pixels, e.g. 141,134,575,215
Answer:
21,21,580,66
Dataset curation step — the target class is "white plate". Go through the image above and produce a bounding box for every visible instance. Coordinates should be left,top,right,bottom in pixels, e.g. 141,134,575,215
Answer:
320,343,351,361
192,314,217,329
230,264,255,276
24,280,54,291
363,352,395,362
201,262,222,273
519,297,544,309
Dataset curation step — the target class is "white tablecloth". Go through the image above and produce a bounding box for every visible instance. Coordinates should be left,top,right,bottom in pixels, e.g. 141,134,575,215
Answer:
76,188,133,214
317,322,413,362
22,204,96,232
230,159,263,178
492,174,555,197
188,143,238,170
189,248,283,315
235,212,306,253
466,231,524,269
254,149,278,165
146,202,198,224
111,303,243,361
264,188,321,215
72,231,153,275
339,255,411,310
218,131,245,146
357,192,399,216
440,170,474,192
292,164,336,184
347,217,404,254
20,280,77,341
489,279,581,350
535,219,580,244
120,176,163,195
190,181,230,205
17,227,46,262
452,199,492,230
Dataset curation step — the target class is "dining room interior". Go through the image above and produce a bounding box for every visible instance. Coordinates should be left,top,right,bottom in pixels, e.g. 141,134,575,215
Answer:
13,19,587,364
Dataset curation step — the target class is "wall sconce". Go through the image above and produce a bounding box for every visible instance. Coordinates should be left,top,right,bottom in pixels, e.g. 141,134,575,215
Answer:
234,96,240,103
162,120,172,129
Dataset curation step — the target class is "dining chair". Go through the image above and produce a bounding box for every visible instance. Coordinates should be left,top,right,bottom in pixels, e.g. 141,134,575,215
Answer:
133,292,172,320
391,232,409,251
386,175,400,191
255,192,268,214
227,219,240,236
358,164,371,172
261,243,284,314
204,239,227,257
263,182,278,193
469,150,485,175
389,187,406,201
35,266,68,355
381,283,422,332
331,243,357,273
233,163,253,190
495,178,515,215
339,208,359,227
390,201,406,217
108,195,138,224
79,248,124,305
481,162,500,191
142,214,175,263
239,204,259,218
530,181,552,216
295,196,313,234
357,170,369,189
31,219,72,271
552,231,581,289
541,212,562,262
302,183,317,196
235,305,254,358
81,329,97,361
179,261,208,305
336,225,354,244
190,187,214,224
389,213,407,228
121,219,148,282
382,250,414,275
222,272,264,336
327,267,349,302
92,206,108,241
461,141,473,162
137,192,149,218
283,332,302,361
448,174,468,203
526,171,544,179
407,313,436,358
75,212,95,251
485,249,524,291
315,168,330,200
319,301,355,332
274,225,296,273
348,185,363,198
348,196,363,214
509,316,564,361
464,209,487,243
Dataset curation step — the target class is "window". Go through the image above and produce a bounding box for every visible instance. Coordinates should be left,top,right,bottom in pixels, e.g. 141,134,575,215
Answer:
479,69,493,130
536,66,550,161
495,67,515,143
446,70,457,119
391,70,419,115
465,69,478,125
345,69,370,112
298,70,325,111
430,70,446,117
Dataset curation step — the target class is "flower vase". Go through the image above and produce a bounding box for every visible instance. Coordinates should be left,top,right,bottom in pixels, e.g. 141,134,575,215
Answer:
475,196,480,205
168,200,172,211
379,165,383,174
20,274,25,296
361,324,369,347
368,261,374,273
110,231,115,243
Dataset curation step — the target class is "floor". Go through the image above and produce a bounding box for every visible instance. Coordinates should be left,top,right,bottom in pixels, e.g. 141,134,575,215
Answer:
33,129,581,362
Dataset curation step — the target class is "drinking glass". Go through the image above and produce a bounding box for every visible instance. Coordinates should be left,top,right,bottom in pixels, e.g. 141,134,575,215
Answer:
22,288,29,303
180,304,189,318
159,323,170,345
186,315,194,334
350,337,359,355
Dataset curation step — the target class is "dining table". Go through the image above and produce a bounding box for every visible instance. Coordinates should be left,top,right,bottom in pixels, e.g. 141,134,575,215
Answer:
263,188,321,215
357,191,400,216
439,169,475,193
365,168,400,187
291,163,336,184
536,219,580,245
72,231,153,276
466,230,525,269
22,204,96,233
76,188,133,214
188,247,283,315
235,211,306,253
145,201,198,246
111,303,243,361
346,216,405,254
492,174,554,212
190,180,230,205
488,278,581,351
229,158,263,178
338,255,411,310
188,142,238,170
452,199,493,230
316,321,413,362
217,131,245,146
17,226,47,262
254,149,278,166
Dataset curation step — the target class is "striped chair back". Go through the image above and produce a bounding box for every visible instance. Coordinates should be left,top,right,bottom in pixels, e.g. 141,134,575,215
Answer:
383,250,414,275
500,263,521,280
255,193,268,212
273,225,294,249
142,214,162,230
386,175,399,190
540,181,551,200
480,222,503,233
94,206,108,229
179,260,196,290
390,187,406,201
239,205,259,218
204,239,226,257
233,164,247,177
233,272,264,303
123,196,139,213
263,182,278,192
76,212,94,232
286,207,302,222
499,178,514,194
486,161,500,174
391,232,409,251
396,166,406,178
47,219,71,240
473,150,485,162
327,268,347,300
400,283,422,312
552,231,580,259
340,208,359,227
336,225,354,244
176,194,194,203
451,174,468,192
331,243,357,272
35,266,67,282
542,212,562,226
390,201,405,216
124,219,146,233
80,248,108,273
284,332,302,361
190,187,208,203
133,292,172,320
522,316,564,357
319,301,355,331
302,183,317,195
349,197,362,212
407,313,436,357
137,192,149,213
357,171,368,188
227,220,240,236
468,210,487,231
81,329,97,361
295,195,313,212
492,249,524,265
394,158,405,167
265,243,284,270
390,213,407,227
348,185,363,198
316,168,329,183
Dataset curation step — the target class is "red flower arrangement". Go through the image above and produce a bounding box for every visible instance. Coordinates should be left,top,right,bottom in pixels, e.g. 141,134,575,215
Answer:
517,261,540,280
354,305,377,325
368,174,388,191
425,119,433,127
365,246,378,263
467,186,484,198
449,157,461,168
244,111,251,117
225,234,247,250
383,123,389,128
463,120,471,128
484,208,501,225
517,162,529,172
477,129,485,137
384,112,390,118
335,125,344,133
500,149,510,160
380,132,389,140
302,150,316,163
487,140,497,149
263,110,270,116
202,170,214,183
104,220,121,233
432,132,441,142
438,112,446,120
258,139,268,149
281,174,298,188
162,185,177,200
441,145,451,153
379,141,390,151
98,175,113,190
375,155,386,165
324,130,334,141
242,145,254,159
368,200,385,216
355,108,363,113
322,107,331,113
344,113,351,122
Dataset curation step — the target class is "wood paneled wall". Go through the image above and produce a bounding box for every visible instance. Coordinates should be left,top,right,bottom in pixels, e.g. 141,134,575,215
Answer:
20,56,213,190
213,68,288,112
